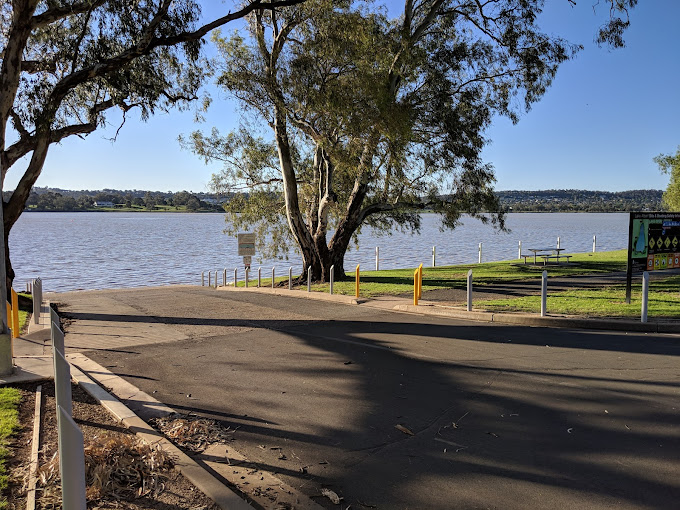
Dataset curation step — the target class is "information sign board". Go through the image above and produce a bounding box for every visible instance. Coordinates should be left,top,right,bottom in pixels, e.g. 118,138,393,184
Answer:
626,212,680,301
237,233,256,256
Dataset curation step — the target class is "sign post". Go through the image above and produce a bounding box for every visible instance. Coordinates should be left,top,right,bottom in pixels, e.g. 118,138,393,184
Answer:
626,212,680,303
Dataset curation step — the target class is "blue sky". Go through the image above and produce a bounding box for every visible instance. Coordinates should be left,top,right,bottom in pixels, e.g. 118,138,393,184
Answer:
7,0,679,193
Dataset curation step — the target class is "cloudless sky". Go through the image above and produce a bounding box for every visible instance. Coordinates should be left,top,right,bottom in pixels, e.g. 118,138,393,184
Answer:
6,0,680,193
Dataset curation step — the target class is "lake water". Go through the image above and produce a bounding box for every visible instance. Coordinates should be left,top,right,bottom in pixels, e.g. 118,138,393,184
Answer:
10,212,629,292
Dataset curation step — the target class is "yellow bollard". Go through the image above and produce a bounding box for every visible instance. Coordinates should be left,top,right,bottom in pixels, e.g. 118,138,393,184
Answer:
11,289,18,339
418,263,423,299
6,301,11,334
414,269,419,306
355,264,360,298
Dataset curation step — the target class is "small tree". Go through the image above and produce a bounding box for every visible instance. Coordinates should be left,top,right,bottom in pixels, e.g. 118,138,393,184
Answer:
655,147,680,211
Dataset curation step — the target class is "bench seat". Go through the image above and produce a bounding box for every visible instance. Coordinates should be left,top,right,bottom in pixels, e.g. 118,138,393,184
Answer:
539,254,572,265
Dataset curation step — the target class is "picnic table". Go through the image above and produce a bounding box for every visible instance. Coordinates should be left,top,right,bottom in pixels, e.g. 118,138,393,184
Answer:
521,247,570,265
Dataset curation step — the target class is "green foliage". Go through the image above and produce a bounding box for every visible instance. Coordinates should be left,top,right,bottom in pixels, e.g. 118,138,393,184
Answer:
0,387,21,504
655,146,680,211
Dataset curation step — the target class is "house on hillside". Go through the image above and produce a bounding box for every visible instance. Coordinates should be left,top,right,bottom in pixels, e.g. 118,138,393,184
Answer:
93,201,115,207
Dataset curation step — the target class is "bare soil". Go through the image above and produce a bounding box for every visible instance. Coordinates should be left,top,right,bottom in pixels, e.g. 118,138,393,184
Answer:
5,381,219,510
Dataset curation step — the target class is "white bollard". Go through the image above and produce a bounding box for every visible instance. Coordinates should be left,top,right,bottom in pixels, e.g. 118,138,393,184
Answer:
272,267,275,288
33,278,42,324
308,267,312,292
466,269,472,312
557,236,561,249
207,272,211,288
245,268,249,288
375,247,379,271
258,267,262,287
330,265,335,294
214,271,218,289
234,268,238,287
641,271,649,323
541,270,547,317
432,246,436,267
201,272,205,286
289,267,293,290
478,243,482,264
223,269,227,286
593,235,597,253
518,241,522,259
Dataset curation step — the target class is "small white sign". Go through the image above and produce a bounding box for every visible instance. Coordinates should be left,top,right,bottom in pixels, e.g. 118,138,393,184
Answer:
243,256,252,267
237,233,256,256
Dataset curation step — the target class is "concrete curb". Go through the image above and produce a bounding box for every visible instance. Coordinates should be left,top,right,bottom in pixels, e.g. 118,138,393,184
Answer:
217,284,367,304
393,304,680,333
67,353,324,510
67,355,252,510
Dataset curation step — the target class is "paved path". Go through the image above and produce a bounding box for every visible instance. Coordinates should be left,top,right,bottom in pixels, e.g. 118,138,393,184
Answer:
51,286,680,510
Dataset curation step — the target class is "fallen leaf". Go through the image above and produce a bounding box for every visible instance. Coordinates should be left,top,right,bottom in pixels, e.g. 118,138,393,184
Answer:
395,424,414,436
321,488,342,504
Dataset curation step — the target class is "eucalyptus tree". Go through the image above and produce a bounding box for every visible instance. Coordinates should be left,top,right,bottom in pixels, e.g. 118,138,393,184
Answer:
188,0,579,280
0,0,305,292
655,147,680,211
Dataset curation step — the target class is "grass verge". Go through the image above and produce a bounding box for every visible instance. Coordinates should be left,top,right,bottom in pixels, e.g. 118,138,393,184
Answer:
0,387,21,509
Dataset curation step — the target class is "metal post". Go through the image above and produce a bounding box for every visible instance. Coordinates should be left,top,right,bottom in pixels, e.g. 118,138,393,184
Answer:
432,246,436,267
518,241,522,259
593,235,597,253
413,269,419,306
258,267,262,287
467,269,473,312
330,265,335,294
541,270,547,317
557,236,561,249
289,267,293,290
57,407,87,510
214,271,218,289
201,272,204,286
641,271,649,323
418,263,423,299
375,246,379,271
223,269,227,286
11,290,19,340
355,265,360,298
272,267,275,288
478,243,482,264
33,279,42,324
207,272,211,288
234,268,238,288
245,268,249,288
308,267,312,292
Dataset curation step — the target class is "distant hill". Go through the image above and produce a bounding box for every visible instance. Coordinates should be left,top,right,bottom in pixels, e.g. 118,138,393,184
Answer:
496,189,663,212
4,187,664,213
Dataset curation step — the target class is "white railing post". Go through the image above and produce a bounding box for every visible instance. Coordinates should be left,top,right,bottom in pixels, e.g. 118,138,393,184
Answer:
308,267,312,292
330,265,335,294
207,272,211,288
541,270,547,317
223,269,227,286
518,241,522,259
641,271,649,323
33,278,42,324
432,246,436,267
57,407,87,510
201,272,204,286
214,271,218,289
258,267,262,287
478,243,482,264
234,268,238,288
375,247,379,271
593,235,597,253
466,269,473,312
289,267,293,290
272,267,275,288
245,268,249,288
557,236,561,249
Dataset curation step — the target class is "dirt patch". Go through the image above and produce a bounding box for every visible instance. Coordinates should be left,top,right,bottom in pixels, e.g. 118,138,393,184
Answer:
4,381,219,510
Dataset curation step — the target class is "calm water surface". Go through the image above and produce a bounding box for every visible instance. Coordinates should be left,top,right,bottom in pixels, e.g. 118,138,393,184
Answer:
10,212,629,292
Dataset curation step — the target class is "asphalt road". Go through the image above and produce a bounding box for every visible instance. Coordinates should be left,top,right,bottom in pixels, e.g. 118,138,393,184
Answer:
55,286,680,510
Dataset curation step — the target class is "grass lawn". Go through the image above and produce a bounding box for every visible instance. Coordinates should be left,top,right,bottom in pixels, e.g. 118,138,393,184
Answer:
305,250,629,297
0,387,21,508
476,274,680,318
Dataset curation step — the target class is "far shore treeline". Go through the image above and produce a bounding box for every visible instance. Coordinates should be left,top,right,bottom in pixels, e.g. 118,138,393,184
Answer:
7,187,663,214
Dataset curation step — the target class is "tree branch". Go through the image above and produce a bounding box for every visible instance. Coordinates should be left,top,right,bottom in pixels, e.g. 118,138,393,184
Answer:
31,0,107,29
